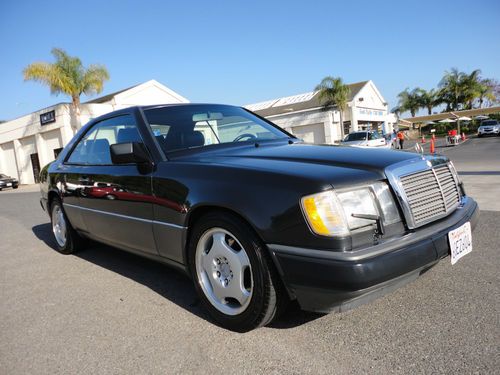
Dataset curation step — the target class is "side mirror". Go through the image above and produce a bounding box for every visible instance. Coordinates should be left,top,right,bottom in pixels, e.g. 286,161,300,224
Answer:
110,142,150,164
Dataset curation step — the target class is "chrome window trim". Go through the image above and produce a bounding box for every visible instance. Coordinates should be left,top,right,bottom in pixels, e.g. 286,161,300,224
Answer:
63,203,186,229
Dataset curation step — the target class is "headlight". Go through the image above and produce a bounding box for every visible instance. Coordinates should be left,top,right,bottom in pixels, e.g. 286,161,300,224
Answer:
301,182,401,237
301,190,349,237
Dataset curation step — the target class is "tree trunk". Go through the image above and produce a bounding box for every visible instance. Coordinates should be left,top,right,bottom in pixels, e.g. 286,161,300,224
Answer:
339,110,344,140
427,106,432,115
71,95,82,134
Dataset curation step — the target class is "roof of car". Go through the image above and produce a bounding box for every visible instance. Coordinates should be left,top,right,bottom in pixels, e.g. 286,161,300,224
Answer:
139,103,237,110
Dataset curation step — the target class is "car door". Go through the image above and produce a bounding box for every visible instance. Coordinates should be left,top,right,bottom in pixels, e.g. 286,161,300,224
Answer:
368,131,386,147
65,114,157,255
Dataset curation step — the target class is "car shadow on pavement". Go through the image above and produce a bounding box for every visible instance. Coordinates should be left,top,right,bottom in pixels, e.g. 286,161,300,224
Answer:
32,223,322,330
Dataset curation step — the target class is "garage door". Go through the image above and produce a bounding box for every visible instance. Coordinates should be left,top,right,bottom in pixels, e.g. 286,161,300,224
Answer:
0,142,19,180
291,123,325,144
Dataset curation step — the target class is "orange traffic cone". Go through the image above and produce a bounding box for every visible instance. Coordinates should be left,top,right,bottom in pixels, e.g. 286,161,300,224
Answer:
430,138,435,154
421,135,426,143
432,133,435,141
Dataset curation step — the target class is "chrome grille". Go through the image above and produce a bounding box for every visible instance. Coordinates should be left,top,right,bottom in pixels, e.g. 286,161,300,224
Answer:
400,164,460,227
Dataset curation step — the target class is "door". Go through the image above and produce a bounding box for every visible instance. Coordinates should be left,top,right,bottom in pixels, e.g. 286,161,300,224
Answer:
368,131,386,147
64,114,157,255
30,153,41,183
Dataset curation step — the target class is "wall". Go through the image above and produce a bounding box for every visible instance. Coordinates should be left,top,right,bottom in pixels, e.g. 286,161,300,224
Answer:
18,136,37,184
112,81,189,106
0,142,18,180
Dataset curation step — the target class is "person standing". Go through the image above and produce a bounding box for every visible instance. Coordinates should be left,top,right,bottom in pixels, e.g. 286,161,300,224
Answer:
392,129,398,149
397,130,405,149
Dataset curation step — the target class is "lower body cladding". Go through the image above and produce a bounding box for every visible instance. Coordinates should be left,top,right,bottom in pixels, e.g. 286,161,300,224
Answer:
268,196,479,313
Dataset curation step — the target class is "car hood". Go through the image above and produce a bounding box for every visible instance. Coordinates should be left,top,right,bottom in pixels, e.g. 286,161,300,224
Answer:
175,142,438,188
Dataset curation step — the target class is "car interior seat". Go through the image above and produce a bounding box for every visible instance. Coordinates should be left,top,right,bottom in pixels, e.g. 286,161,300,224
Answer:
164,130,205,152
90,139,111,164
116,127,142,144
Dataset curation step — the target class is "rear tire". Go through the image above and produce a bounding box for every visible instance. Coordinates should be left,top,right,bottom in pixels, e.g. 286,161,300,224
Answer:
50,198,87,254
188,211,288,331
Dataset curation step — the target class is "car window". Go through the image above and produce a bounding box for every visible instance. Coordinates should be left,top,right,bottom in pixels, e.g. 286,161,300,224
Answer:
67,114,142,165
481,120,498,126
344,133,367,141
143,104,288,153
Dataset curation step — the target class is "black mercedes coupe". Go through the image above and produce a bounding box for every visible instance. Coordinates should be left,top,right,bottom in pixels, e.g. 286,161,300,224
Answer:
39,104,479,331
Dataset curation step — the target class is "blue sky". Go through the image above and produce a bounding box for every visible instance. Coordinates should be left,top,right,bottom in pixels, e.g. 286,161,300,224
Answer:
1,0,499,120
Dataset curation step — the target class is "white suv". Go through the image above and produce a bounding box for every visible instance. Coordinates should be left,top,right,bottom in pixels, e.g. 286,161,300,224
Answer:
478,120,500,137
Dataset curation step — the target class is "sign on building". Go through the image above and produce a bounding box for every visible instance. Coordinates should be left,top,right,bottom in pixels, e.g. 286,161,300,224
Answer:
40,110,56,125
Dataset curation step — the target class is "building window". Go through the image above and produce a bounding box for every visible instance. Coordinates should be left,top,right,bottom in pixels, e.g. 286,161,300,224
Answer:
53,148,63,159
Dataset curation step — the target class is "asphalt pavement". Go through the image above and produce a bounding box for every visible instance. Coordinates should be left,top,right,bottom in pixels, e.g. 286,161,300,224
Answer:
1,137,499,374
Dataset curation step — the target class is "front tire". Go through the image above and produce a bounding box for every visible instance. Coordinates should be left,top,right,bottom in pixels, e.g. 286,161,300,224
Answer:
50,199,86,254
188,212,287,331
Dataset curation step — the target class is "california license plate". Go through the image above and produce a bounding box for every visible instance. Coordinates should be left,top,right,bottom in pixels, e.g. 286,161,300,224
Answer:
6,183,11,187
448,222,472,265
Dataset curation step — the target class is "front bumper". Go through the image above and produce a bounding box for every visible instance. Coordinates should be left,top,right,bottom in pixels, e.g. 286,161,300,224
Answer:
268,196,479,313
0,182,18,189
478,130,500,135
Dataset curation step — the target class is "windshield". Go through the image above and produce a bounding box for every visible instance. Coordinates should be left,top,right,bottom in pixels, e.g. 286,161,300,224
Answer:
344,132,368,141
481,120,498,126
0,174,7,178
144,104,289,153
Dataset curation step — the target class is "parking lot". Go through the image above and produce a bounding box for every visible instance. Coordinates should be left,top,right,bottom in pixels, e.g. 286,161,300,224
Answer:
1,136,499,374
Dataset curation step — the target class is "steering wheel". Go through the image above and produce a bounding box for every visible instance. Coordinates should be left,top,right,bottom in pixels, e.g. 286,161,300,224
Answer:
233,133,257,142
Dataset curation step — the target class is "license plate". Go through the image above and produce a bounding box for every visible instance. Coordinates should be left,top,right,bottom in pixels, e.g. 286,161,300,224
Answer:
448,222,472,265
6,183,11,187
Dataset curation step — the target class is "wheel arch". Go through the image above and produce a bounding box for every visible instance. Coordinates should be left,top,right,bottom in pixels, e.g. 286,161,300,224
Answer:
184,205,267,271
183,204,294,300
47,189,61,211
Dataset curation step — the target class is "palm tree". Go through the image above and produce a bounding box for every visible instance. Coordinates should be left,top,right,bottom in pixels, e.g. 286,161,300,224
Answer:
439,68,464,111
23,48,109,132
438,68,484,110
461,69,482,109
477,79,497,108
417,88,440,115
396,88,421,117
314,76,351,139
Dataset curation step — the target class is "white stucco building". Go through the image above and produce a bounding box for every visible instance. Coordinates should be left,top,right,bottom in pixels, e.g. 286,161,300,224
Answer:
246,80,397,144
0,80,188,184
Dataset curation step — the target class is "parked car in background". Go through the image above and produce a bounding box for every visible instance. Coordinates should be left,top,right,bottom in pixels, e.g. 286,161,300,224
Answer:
0,174,19,191
341,130,391,149
477,120,500,137
39,104,478,331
